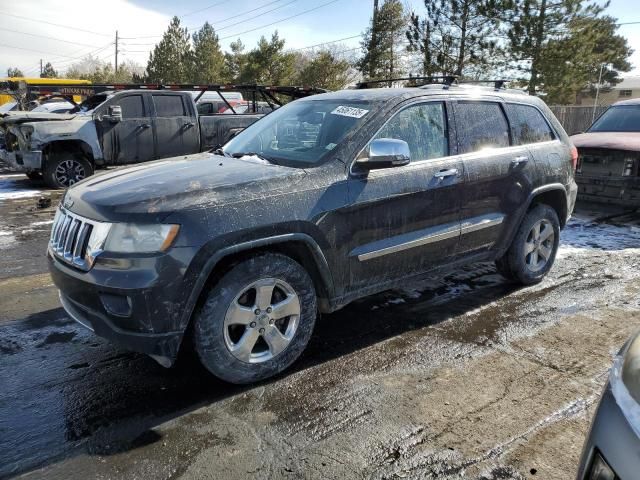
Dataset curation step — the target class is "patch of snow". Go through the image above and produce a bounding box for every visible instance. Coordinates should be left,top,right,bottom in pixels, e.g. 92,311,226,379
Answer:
31,220,54,226
0,232,15,249
0,177,42,202
559,217,640,257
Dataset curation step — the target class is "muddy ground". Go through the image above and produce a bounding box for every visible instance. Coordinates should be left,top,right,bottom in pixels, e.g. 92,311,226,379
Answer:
1,172,639,480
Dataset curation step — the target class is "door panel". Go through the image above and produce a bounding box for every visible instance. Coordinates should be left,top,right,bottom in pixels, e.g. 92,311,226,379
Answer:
151,94,200,159
96,94,154,164
344,101,464,290
452,100,536,254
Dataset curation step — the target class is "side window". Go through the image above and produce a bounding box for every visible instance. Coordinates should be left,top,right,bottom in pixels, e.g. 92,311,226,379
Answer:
197,102,213,115
374,102,448,161
118,95,144,119
505,104,555,145
456,102,510,154
153,95,187,117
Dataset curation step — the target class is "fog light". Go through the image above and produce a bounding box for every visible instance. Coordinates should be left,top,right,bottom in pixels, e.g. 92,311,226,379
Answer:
100,293,132,317
588,452,617,480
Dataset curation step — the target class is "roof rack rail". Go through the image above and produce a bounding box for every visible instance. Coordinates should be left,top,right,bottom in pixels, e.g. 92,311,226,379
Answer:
458,79,511,90
355,75,458,89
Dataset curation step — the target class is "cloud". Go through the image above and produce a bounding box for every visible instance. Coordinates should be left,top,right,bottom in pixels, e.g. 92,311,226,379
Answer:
0,0,170,77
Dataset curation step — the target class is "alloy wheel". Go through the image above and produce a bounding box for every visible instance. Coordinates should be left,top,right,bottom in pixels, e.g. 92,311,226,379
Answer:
524,219,555,272
54,159,86,187
223,278,301,363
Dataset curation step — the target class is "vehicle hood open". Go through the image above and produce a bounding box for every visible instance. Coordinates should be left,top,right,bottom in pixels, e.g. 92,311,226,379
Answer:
571,132,640,152
64,152,308,222
0,111,77,124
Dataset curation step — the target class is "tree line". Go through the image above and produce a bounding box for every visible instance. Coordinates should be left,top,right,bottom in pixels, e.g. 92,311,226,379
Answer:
7,0,633,104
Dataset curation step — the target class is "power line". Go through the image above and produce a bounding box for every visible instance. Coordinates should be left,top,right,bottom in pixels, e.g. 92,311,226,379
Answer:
0,42,84,59
179,0,234,18
0,27,104,48
189,0,288,30
218,0,341,41
0,11,112,37
290,34,363,52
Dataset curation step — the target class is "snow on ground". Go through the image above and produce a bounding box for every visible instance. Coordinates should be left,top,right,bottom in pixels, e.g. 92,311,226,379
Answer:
559,216,640,256
0,176,41,201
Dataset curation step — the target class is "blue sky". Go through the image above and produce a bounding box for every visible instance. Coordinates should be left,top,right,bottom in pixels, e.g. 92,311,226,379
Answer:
0,0,638,77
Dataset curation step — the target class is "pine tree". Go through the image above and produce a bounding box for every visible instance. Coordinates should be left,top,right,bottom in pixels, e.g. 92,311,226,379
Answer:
407,0,500,77
487,0,606,95
146,16,193,83
538,15,632,104
222,39,247,83
296,49,353,90
7,67,23,77
40,62,58,78
358,0,407,80
241,32,296,84
191,22,224,83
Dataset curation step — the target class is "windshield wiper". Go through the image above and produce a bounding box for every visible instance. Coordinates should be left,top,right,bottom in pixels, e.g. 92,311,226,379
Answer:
213,147,231,157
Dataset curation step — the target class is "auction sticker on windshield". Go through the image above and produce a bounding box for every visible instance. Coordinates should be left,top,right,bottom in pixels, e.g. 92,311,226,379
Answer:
331,106,369,118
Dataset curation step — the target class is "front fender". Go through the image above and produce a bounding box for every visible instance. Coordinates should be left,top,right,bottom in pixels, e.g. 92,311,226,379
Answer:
32,119,103,161
177,232,334,331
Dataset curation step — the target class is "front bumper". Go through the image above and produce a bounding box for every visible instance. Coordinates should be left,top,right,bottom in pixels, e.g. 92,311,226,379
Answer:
0,149,42,171
48,246,198,363
576,382,640,479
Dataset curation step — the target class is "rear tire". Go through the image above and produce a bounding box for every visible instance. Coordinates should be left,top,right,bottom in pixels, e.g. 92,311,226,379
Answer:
43,154,93,189
495,204,560,285
193,253,317,384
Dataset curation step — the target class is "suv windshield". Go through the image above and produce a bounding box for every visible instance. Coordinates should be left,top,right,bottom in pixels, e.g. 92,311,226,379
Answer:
589,105,640,132
70,94,108,114
223,99,373,167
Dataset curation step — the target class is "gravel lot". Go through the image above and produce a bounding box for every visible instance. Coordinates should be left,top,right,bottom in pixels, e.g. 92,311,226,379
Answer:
1,172,639,480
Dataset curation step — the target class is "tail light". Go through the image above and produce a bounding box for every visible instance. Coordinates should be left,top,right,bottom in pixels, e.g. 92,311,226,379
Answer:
570,144,579,170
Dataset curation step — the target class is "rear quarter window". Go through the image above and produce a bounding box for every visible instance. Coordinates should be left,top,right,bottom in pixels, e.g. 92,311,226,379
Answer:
505,103,555,145
455,102,510,154
153,95,187,117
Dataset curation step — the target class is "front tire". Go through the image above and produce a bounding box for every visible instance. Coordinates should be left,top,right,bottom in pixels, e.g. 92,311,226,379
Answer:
495,204,560,285
193,253,317,384
43,154,93,189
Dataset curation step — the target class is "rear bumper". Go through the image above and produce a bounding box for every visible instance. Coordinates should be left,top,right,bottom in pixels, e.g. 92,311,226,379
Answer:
48,245,198,362
576,174,640,207
576,382,640,479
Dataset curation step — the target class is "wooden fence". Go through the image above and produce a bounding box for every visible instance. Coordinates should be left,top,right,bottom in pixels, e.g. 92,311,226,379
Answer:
548,105,608,135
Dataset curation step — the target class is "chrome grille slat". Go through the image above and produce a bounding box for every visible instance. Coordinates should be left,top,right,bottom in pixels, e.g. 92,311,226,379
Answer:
49,207,104,271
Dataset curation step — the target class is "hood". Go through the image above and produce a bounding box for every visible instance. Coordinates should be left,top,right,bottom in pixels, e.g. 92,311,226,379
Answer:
570,131,640,152
0,111,77,124
65,152,307,222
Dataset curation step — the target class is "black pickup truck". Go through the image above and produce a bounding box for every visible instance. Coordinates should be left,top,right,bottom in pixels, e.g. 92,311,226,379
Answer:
0,84,324,188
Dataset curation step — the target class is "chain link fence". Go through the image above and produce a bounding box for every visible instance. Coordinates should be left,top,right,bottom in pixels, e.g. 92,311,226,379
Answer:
549,105,608,135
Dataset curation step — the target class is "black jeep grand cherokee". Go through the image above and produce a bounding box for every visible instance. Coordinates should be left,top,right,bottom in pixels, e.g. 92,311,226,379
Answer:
48,85,578,383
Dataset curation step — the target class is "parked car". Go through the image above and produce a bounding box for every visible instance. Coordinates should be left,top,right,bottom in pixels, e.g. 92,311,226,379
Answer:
576,331,640,480
48,83,577,384
571,99,640,207
0,85,319,188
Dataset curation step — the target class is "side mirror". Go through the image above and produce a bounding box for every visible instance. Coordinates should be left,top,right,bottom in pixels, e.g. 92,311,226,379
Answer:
107,105,122,123
356,138,411,170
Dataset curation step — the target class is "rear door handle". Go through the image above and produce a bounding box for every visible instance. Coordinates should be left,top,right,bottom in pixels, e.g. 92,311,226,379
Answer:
138,123,151,130
184,122,195,128
511,156,529,167
434,168,459,179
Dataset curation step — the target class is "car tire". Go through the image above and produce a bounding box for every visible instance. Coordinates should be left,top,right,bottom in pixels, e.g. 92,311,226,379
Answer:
193,253,317,384
43,154,94,189
495,204,560,285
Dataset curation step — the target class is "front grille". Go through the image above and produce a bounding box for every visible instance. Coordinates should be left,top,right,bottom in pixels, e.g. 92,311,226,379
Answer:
50,208,96,271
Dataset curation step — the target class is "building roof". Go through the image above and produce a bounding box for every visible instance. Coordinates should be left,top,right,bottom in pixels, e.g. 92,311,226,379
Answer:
612,76,640,90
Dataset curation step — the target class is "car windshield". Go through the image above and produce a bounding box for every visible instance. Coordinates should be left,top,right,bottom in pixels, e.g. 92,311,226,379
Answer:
589,105,640,132
223,99,374,167
70,94,108,113
0,101,18,113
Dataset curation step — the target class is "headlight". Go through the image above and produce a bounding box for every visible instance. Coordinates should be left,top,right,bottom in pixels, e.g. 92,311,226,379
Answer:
610,331,640,438
103,223,180,253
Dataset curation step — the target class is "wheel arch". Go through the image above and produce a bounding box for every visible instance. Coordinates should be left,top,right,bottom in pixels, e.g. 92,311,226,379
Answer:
526,184,569,228
178,233,335,335
43,139,95,165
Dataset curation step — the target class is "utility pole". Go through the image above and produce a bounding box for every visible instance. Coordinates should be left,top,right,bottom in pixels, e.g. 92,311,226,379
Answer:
115,30,119,73
40,59,43,76
592,63,606,122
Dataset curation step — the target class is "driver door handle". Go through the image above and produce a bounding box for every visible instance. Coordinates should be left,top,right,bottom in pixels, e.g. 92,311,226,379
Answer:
434,168,459,179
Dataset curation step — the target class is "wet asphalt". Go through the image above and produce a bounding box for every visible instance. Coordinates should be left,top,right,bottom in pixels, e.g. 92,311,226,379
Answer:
1,172,640,479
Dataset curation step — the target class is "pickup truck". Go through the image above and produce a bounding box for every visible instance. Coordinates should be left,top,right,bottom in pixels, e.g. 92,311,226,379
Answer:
0,85,323,188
